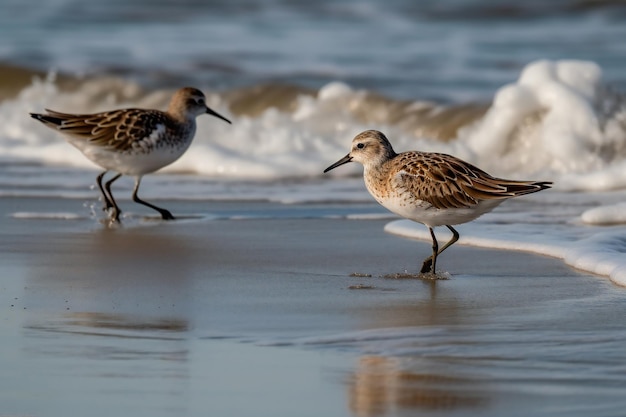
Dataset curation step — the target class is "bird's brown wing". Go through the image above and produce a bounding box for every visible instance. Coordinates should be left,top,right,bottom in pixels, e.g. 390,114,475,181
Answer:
38,109,168,152
392,152,551,210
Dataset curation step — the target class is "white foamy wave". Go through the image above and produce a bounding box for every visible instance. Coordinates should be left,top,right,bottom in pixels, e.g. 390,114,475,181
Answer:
11,212,84,220
3,59,626,189
346,213,399,220
581,202,626,226
461,60,626,191
2,77,394,179
384,193,626,287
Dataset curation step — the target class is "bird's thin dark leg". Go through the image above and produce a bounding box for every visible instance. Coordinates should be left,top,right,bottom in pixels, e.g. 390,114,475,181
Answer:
96,170,112,210
131,177,175,220
420,225,460,273
104,173,122,222
420,227,439,274
438,225,460,256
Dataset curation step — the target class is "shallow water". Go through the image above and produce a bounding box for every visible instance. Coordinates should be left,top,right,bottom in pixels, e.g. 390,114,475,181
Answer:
2,198,626,417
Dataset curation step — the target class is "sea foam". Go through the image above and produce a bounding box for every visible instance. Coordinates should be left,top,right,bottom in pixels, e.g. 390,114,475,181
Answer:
385,199,626,287
461,60,626,189
3,59,626,188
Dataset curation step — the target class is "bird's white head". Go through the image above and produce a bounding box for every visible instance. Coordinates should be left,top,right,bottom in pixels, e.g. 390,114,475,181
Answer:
324,130,398,173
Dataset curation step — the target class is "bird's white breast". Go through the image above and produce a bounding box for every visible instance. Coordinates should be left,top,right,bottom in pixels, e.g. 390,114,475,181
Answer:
363,170,504,227
375,192,503,227
68,123,195,176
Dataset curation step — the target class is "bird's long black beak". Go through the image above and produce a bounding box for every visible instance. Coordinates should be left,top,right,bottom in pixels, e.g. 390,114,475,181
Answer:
324,154,353,173
206,107,232,124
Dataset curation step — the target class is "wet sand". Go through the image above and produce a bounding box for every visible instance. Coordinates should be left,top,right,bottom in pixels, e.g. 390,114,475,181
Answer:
1,196,626,417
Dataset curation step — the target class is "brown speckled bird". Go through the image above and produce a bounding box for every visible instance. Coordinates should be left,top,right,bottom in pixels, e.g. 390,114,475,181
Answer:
30,87,231,222
325,130,552,274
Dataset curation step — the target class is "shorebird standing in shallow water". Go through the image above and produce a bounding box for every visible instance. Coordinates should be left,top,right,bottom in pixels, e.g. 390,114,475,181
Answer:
324,130,552,275
30,87,231,222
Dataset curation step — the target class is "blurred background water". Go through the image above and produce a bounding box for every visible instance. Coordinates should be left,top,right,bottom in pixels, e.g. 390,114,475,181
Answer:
2,0,626,101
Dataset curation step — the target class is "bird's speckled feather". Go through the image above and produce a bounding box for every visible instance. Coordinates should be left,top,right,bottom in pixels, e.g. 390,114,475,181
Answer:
29,87,231,222
325,129,552,274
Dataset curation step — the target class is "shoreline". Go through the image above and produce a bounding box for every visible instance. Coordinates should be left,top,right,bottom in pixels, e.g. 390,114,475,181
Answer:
2,196,626,417
386,217,626,288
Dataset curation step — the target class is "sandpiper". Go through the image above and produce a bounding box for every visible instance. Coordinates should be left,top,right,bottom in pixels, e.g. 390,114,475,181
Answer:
324,130,552,274
30,87,231,222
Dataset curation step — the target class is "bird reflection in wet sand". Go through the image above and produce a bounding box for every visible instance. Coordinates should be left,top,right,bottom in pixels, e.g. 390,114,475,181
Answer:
25,312,189,361
348,356,487,417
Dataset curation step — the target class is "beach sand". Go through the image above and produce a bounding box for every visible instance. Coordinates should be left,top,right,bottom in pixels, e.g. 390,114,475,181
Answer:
1,196,625,417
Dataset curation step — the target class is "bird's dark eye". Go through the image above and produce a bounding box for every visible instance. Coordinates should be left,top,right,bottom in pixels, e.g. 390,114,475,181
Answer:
356,143,365,149
197,98,205,106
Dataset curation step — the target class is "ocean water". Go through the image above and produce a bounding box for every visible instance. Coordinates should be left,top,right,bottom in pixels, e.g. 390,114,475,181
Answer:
1,0,626,287
3,3,626,415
